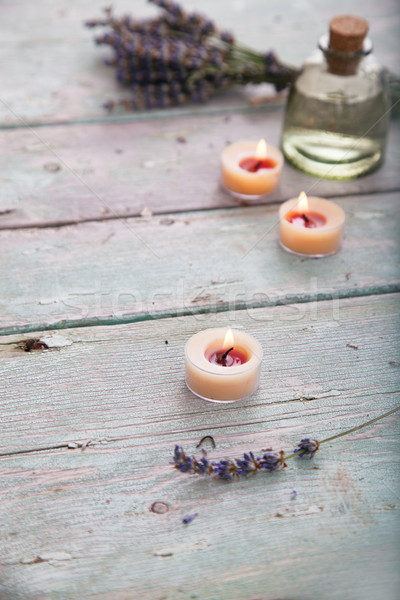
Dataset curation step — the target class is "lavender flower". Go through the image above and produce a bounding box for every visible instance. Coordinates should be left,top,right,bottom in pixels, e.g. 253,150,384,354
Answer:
85,2,297,110
293,438,320,459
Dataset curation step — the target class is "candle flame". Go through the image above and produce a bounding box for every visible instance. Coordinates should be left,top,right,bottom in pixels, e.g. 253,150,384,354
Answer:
255,139,268,159
298,191,309,212
223,328,235,349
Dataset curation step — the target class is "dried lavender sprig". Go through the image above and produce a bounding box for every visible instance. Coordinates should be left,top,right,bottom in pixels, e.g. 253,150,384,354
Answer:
173,445,287,482
287,404,400,459
149,0,233,43
173,406,400,482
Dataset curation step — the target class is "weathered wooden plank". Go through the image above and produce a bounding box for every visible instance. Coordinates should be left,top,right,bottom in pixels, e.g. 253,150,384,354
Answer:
1,293,398,450
1,0,398,127
0,294,399,599
0,192,399,334
0,110,399,229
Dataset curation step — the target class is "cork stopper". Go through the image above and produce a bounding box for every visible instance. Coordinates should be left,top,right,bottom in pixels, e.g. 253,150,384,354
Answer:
326,15,369,75
329,15,369,52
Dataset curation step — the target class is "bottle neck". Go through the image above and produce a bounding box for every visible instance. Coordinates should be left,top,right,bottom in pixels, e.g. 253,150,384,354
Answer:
318,33,373,76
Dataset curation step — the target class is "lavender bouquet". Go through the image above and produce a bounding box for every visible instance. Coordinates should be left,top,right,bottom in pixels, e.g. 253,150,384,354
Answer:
85,0,297,110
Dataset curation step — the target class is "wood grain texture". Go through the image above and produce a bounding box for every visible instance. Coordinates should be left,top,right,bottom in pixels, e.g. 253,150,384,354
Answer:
0,111,399,229
0,0,398,127
0,294,399,599
0,192,399,335
1,2,399,597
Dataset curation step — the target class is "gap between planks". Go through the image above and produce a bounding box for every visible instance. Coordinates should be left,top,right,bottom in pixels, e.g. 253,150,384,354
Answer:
1,187,400,233
0,101,286,132
1,283,400,338
1,191,399,336
1,110,399,230
1,93,399,133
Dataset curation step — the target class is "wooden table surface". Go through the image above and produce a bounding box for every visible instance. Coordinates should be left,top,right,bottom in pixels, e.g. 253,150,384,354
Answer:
1,1,399,599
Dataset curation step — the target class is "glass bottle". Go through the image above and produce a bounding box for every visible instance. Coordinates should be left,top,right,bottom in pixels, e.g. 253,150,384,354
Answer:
281,15,390,179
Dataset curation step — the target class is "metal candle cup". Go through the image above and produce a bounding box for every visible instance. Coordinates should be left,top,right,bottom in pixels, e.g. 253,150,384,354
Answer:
185,328,263,403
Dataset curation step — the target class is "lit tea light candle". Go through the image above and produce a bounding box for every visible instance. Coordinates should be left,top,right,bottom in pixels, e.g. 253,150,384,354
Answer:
279,191,345,257
221,139,283,200
185,327,262,403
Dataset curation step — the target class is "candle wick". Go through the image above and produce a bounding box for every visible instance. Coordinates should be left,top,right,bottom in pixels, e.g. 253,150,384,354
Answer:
253,161,262,171
221,347,234,360
302,213,310,223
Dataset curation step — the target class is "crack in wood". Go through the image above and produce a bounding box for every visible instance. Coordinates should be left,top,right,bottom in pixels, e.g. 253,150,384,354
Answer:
0,440,97,458
3,398,398,458
0,444,71,457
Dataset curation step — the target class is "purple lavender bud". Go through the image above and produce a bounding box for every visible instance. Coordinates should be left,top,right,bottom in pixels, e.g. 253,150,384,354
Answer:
294,438,320,458
195,456,211,474
182,513,198,525
173,445,195,472
263,51,298,91
220,30,235,44
150,0,183,20
198,23,214,38
103,100,115,111
260,451,287,471
264,51,276,66
213,459,237,481
236,451,260,475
